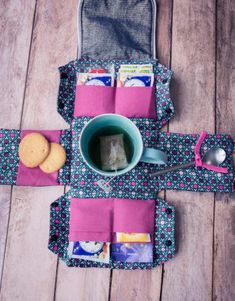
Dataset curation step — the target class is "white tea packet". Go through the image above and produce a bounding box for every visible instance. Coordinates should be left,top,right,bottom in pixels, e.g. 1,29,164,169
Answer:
77,73,114,86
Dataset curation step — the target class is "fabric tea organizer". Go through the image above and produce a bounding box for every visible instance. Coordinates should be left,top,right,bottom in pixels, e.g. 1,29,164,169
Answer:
0,129,71,186
49,189,175,269
0,0,235,269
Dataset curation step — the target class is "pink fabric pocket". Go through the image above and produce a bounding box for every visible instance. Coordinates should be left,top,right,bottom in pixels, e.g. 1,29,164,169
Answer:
115,87,156,118
113,199,155,235
69,198,155,243
69,198,114,242
16,130,60,186
74,85,115,117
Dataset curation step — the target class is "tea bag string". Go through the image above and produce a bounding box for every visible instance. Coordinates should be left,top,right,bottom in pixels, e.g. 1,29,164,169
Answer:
97,170,118,194
105,169,118,185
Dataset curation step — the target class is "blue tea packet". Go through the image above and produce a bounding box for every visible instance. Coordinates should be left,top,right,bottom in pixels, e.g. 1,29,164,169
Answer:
77,73,114,86
111,243,153,263
68,241,110,263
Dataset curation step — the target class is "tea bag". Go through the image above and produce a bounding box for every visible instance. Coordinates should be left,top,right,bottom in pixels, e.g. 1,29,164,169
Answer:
100,134,128,171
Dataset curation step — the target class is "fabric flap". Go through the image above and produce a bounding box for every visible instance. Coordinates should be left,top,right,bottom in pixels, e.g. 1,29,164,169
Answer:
78,0,157,60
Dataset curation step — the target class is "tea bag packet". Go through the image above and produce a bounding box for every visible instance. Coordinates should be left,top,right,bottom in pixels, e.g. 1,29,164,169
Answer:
100,134,128,171
119,64,153,74
77,73,114,86
68,241,110,264
116,232,151,243
111,243,153,263
117,64,154,87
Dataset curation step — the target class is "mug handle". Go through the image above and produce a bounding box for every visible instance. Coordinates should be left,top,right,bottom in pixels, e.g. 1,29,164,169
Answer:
140,148,168,165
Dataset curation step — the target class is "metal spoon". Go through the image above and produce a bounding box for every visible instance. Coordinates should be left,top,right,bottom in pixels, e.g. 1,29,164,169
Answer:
150,147,226,177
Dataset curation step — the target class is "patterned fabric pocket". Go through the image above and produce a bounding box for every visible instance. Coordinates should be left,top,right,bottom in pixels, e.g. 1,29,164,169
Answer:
57,57,174,129
115,87,156,118
69,198,155,243
0,129,71,186
48,189,175,270
74,85,156,119
74,85,116,117
154,132,235,192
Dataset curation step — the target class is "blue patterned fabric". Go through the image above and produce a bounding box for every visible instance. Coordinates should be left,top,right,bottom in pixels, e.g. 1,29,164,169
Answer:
156,132,235,192
48,189,175,269
57,57,174,127
0,129,72,185
58,129,72,185
0,129,20,185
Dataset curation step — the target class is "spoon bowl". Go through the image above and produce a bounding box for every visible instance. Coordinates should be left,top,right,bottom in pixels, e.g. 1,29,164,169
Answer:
203,147,226,166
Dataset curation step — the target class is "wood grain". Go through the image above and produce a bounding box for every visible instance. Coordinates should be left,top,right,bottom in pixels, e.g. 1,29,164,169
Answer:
0,187,11,285
213,1,235,300
213,197,235,301
162,0,216,300
169,0,215,132
0,0,36,128
55,266,110,301
21,0,75,130
161,192,214,301
0,187,61,301
110,269,162,301
156,0,173,67
0,0,36,294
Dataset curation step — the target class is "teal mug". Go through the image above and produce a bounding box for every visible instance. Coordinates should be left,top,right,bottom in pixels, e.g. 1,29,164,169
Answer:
79,114,167,177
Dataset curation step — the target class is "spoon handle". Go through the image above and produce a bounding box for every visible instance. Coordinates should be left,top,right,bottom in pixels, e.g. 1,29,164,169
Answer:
150,161,195,177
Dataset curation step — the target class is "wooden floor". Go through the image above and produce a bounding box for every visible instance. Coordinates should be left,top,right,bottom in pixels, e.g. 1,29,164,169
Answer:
0,1,234,300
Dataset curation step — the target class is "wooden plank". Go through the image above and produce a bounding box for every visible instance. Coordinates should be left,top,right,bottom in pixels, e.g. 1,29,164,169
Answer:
213,198,235,301
161,192,214,301
110,270,162,301
213,1,235,300
169,1,215,132
162,0,216,300
55,267,110,301
156,0,173,67
0,0,36,128
0,187,62,301
0,187,11,284
20,0,75,130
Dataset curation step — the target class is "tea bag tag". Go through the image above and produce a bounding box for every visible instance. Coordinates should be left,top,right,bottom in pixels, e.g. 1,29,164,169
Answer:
97,179,112,194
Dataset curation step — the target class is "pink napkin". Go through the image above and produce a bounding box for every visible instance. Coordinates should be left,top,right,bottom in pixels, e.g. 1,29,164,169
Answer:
69,198,155,242
16,130,60,186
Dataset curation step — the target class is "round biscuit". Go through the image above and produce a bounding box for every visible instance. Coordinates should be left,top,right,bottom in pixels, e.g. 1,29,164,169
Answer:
39,143,66,173
19,133,50,168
